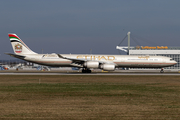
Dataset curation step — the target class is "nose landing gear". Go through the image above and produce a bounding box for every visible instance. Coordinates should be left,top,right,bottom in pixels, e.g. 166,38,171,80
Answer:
160,68,164,73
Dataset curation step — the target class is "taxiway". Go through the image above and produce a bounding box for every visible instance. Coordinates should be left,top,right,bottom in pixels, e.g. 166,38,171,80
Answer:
0,72,180,76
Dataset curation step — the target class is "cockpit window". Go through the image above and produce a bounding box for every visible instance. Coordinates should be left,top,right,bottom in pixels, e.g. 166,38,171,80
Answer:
170,59,174,61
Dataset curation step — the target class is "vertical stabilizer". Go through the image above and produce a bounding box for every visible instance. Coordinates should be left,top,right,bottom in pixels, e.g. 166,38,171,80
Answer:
8,34,37,55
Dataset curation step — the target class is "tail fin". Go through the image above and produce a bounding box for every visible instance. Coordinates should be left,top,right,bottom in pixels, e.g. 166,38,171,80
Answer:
8,33,37,55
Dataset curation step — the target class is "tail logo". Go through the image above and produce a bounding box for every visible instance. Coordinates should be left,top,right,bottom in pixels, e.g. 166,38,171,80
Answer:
15,43,22,53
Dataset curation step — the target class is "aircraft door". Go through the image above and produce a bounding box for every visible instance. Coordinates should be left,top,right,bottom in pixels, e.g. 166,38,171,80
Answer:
162,58,166,63
121,57,125,62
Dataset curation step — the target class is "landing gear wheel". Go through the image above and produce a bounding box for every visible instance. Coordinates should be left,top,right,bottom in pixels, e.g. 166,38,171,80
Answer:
87,69,91,73
82,69,86,73
82,68,91,73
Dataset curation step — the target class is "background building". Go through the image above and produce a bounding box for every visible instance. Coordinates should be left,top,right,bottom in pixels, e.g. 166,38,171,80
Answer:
117,46,180,70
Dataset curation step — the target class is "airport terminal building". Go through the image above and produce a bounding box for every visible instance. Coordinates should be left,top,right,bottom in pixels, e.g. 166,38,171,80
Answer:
117,46,180,70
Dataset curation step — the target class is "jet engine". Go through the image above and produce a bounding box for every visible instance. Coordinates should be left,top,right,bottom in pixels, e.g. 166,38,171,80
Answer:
100,64,115,71
83,61,99,68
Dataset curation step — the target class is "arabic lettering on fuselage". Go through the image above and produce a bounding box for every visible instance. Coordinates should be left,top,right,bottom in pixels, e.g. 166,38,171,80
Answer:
77,55,115,61
138,56,149,59
42,54,58,59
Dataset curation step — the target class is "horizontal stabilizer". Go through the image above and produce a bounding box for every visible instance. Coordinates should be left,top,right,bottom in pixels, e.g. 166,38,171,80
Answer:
5,53,25,59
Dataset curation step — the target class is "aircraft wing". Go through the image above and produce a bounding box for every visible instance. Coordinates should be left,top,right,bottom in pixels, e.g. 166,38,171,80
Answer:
57,54,86,64
4,53,25,59
57,54,112,65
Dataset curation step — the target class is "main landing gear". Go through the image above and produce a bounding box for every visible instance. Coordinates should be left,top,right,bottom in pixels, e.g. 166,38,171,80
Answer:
82,68,91,73
160,68,164,73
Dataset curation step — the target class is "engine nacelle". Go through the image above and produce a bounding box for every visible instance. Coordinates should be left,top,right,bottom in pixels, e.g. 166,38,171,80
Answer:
100,64,115,71
83,61,99,68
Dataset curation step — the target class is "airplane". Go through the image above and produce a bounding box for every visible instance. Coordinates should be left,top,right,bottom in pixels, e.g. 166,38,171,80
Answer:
5,33,177,73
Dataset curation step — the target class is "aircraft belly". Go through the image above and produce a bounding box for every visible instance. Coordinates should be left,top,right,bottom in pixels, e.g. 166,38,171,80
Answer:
41,61,72,66
115,61,170,68
26,58,72,67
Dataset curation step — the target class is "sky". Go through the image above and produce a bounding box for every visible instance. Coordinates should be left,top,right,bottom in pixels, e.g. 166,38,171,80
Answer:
1,0,180,59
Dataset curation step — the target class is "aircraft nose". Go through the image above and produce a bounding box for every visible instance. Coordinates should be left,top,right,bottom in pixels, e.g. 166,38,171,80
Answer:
173,60,177,65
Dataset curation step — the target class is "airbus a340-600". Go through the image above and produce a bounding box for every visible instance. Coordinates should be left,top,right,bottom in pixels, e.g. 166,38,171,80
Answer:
5,34,177,73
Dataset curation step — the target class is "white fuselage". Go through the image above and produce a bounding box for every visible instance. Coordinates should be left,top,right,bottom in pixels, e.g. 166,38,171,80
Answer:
22,54,177,68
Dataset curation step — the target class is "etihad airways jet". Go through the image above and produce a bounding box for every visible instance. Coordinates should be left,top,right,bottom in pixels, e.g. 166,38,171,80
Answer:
5,34,177,73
